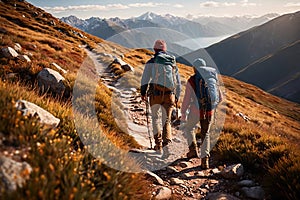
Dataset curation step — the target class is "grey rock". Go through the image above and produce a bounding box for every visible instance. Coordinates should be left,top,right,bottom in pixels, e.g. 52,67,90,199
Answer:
241,186,265,200
154,186,172,200
220,163,244,179
211,167,221,175
238,179,255,187
0,156,32,191
37,68,66,95
166,166,179,174
206,192,241,200
1,47,19,59
51,62,67,74
0,27,7,33
15,100,60,128
113,58,134,72
195,171,205,176
170,177,184,185
18,55,31,62
146,171,164,186
178,161,191,168
14,43,22,52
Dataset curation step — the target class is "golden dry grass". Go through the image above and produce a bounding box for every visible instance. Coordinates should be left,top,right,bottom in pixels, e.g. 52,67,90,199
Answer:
106,48,300,199
1,0,300,199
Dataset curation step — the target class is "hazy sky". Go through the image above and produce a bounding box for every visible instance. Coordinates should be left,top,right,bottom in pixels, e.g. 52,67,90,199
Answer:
27,0,300,19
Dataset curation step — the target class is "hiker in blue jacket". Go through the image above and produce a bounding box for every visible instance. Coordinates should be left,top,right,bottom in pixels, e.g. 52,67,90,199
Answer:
141,40,181,157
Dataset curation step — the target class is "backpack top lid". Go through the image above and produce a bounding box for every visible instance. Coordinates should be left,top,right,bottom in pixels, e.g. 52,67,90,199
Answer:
193,58,217,81
155,52,176,66
193,58,206,68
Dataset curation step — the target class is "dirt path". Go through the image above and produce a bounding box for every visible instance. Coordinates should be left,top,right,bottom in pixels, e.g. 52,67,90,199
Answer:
87,49,250,200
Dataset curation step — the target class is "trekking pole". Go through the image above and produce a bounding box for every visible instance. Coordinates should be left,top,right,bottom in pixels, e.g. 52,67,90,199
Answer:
145,97,153,149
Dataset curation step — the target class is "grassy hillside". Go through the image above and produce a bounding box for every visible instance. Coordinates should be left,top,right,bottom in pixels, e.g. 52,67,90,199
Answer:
1,1,300,199
0,1,149,199
179,11,300,104
117,49,300,199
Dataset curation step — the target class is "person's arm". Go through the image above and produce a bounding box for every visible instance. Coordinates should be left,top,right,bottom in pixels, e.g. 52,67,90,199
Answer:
175,66,181,101
140,60,153,98
181,78,193,121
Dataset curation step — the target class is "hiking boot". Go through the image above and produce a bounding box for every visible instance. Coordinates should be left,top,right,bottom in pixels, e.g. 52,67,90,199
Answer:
201,156,209,169
186,148,199,159
154,145,162,154
186,144,199,159
161,147,170,159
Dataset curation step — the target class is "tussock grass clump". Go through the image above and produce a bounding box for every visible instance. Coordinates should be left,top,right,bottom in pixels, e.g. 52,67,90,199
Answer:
214,119,300,199
0,79,150,199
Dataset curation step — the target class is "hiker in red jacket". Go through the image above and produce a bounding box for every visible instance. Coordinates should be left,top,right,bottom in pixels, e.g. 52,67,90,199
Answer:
181,58,221,169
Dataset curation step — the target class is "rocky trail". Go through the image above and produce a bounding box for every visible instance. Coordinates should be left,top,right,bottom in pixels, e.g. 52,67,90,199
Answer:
87,48,266,200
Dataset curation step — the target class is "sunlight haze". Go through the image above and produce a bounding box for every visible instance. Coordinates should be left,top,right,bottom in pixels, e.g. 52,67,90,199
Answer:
27,0,300,19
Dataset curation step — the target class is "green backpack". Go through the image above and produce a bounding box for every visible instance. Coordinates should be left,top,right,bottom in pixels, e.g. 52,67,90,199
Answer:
151,53,177,92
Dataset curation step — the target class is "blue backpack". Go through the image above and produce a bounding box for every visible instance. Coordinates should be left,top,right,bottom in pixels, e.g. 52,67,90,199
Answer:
194,66,220,110
151,52,177,92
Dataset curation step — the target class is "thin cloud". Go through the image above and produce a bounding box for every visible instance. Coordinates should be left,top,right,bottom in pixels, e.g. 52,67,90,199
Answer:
241,0,256,7
199,1,236,8
199,1,219,8
284,2,300,7
199,0,256,8
44,2,167,13
128,3,166,8
174,4,184,8
43,4,128,13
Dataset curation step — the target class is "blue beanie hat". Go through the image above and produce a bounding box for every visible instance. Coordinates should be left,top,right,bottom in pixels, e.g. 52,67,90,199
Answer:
193,58,206,68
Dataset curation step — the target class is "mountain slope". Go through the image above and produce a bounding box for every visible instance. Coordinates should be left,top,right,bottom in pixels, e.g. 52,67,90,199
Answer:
233,40,300,102
180,11,300,103
192,13,279,34
1,1,300,199
208,11,300,75
0,1,150,199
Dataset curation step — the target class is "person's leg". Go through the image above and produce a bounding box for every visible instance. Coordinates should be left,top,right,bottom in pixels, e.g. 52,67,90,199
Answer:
184,113,200,158
150,95,162,151
161,95,174,147
200,115,212,168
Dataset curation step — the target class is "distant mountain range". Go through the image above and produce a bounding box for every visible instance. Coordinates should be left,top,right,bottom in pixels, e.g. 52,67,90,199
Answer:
60,12,300,104
60,12,279,40
180,11,300,104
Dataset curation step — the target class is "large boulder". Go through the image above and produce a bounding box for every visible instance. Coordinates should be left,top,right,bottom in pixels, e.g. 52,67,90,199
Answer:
113,58,134,72
241,186,265,200
1,47,19,59
154,186,172,200
220,163,244,179
0,156,32,191
15,100,60,128
37,68,66,95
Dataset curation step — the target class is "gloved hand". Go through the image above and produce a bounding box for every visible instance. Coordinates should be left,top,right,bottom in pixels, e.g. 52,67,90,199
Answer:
141,95,147,102
181,114,187,122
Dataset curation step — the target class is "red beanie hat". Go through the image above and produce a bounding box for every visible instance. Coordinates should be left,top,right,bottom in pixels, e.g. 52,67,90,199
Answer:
153,40,167,52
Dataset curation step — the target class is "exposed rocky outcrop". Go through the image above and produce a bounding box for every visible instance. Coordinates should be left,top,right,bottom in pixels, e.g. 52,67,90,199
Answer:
0,156,32,191
113,58,134,72
220,163,244,179
1,47,19,59
37,68,66,95
15,100,60,128
51,62,67,74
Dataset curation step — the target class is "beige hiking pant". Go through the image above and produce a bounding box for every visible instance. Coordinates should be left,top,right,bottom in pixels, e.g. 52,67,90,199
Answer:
184,113,213,158
150,93,175,147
